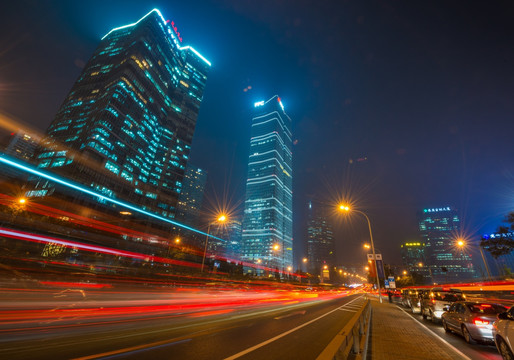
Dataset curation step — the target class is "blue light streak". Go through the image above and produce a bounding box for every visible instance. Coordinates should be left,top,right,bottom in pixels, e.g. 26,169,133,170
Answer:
0,153,225,242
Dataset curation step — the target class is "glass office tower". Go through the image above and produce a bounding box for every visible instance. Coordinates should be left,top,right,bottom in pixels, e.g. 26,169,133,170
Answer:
241,96,293,274
34,9,210,219
418,207,476,283
306,201,335,275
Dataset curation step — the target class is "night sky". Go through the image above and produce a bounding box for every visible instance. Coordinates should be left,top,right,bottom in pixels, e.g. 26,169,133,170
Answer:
1,1,513,267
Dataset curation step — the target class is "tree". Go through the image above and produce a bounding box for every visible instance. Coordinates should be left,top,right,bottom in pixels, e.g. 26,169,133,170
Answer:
481,225,514,259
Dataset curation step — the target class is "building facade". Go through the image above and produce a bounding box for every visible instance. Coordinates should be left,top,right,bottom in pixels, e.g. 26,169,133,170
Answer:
176,164,207,226
33,9,210,220
418,207,476,283
306,201,335,276
400,241,429,283
241,96,293,274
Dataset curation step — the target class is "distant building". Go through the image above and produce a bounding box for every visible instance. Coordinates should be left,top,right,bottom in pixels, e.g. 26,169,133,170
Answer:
241,96,293,275
209,218,242,260
32,9,210,221
418,206,476,283
176,164,207,226
400,241,428,283
1,130,41,182
4,131,40,161
306,201,335,276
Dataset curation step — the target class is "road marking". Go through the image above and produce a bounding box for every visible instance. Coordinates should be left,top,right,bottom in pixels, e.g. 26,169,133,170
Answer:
396,306,472,360
338,308,357,312
274,310,306,320
224,295,365,360
72,337,193,360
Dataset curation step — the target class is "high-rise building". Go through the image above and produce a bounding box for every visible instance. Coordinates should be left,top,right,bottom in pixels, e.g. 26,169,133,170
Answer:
418,207,476,283
209,218,242,260
241,96,293,274
4,131,41,161
33,9,210,220
400,241,425,269
1,130,41,182
306,201,335,275
176,164,207,226
400,241,428,283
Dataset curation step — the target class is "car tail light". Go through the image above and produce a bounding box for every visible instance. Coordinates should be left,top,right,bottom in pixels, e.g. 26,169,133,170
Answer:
473,318,490,326
431,299,436,304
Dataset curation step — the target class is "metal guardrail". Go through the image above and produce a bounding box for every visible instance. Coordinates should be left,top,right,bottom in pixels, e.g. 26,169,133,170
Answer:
316,298,371,360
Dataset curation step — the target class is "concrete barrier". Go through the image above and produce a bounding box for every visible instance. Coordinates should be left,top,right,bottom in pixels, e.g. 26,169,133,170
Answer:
316,298,371,360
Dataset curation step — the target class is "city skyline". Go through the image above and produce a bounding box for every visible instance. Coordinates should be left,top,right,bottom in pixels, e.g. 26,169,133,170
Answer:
0,1,513,266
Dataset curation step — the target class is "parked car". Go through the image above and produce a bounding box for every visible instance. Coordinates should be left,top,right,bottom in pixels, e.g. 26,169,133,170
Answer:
421,287,464,322
493,305,514,360
442,301,507,344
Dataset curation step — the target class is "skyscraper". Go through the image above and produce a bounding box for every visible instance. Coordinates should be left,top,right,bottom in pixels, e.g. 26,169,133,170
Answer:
400,241,428,283
418,207,476,283
34,9,210,220
241,96,293,274
176,164,207,226
306,201,335,275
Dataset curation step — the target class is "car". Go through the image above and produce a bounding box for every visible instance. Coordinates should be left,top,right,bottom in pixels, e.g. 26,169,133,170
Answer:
420,287,464,322
442,301,507,344
401,288,422,313
493,305,514,360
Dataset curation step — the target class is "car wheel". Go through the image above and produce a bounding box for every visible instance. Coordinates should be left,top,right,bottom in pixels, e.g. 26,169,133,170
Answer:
442,320,450,333
462,325,476,344
498,337,514,360
422,308,427,319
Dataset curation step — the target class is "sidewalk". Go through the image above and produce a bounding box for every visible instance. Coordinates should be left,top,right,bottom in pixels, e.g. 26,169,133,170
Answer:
368,298,468,360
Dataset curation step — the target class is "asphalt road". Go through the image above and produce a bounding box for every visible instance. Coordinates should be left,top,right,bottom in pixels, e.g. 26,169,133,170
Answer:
0,288,367,360
395,305,502,360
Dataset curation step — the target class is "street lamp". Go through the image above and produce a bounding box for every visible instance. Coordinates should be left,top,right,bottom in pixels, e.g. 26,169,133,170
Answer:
339,204,383,303
456,238,492,281
201,214,227,272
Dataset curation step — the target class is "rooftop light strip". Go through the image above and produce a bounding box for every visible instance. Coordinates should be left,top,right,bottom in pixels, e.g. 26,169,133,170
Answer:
0,153,224,242
101,9,211,67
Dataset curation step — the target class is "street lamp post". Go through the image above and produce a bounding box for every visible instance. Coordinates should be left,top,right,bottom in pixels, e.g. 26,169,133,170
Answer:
339,205,382,303
201,214,227,273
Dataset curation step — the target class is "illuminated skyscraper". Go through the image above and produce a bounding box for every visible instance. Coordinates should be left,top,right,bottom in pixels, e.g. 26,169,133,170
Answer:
306,201,335,275
34,9,210,219
241,96,293,274
418,207,476,282
176,164,207,226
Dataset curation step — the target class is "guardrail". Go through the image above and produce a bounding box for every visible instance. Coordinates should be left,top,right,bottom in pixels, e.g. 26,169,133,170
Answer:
316,297,371,360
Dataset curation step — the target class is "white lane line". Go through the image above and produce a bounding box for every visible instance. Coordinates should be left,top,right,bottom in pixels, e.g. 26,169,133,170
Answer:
338,309,357,312
396,306,472,360
223,295,365,360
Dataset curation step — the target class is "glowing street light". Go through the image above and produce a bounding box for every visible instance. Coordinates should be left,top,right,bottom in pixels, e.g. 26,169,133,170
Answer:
201,214,227,272
363,243,371,249
456,237,492,281
403,270,407,275
339,203,383,303
175,237,181,244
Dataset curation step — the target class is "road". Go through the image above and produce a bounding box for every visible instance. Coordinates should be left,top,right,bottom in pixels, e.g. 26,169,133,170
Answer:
0,286,367,360
395,305,502,360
